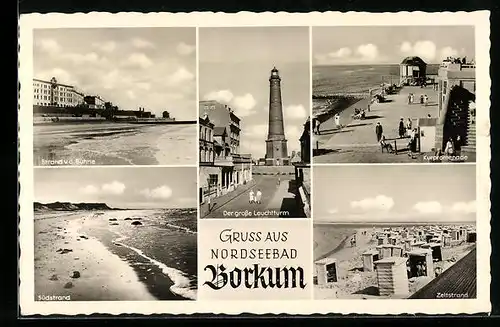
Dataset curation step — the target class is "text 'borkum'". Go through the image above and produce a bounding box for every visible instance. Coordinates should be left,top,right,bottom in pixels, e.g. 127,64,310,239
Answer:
203,264,307,290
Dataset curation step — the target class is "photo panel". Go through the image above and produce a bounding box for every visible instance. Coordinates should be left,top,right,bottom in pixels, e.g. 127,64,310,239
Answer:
33,27,197,166
198,27,311,219
311,26,476,164
312,164,477,300
33,166,198,301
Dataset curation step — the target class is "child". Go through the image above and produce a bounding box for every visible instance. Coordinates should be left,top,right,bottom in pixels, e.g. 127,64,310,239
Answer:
249,189,255,204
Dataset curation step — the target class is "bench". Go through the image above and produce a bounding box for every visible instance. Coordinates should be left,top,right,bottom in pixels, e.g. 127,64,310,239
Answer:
381,136,411,155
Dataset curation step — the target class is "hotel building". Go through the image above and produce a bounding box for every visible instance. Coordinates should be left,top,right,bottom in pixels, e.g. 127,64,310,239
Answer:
33,77,86,107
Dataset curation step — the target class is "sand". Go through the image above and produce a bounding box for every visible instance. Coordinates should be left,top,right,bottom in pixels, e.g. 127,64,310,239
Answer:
314,228,476,299
34,212,156,301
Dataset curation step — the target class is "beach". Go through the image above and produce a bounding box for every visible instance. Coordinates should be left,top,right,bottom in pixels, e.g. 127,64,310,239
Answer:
313,224,476,299
34,208,197,301
33,122,196,166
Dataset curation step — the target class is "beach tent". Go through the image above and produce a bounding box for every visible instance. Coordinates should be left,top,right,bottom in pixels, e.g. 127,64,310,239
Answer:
362,250,379,272
378,245,393,259
442,235,452,247
391,245,404,257
315,258,338,285
374,257,409,297
407,249,434,278
429,243,443,262
467,231,477,243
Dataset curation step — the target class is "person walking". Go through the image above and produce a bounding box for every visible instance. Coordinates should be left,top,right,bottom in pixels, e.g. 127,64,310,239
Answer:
424,94,429,106
316,120,321,135
249,189,255,204
334,114,341,129
455,135,462,157
445,137,455,156
255,189,262,204
406,118,412,135
312,118,317,135
398,118,406,138
375,122,383,142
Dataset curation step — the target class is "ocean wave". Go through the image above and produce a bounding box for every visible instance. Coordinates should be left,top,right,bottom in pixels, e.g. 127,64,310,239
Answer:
113,234,197,300
164,223,197,235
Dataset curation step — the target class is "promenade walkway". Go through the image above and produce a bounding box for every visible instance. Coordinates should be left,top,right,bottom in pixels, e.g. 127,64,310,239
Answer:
202,175,305,218
313,86,438,163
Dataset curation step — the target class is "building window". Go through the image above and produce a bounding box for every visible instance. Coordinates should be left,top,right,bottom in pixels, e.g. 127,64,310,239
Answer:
208,174,218,187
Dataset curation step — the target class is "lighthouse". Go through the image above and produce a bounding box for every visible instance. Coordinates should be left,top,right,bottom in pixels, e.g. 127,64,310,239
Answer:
265,67,289,166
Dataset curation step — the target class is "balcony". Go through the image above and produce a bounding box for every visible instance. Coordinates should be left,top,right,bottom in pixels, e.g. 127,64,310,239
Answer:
215,155,234,167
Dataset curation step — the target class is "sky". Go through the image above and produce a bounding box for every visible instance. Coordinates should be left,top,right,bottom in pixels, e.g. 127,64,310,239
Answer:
33,28,197,120
313,165,476,223
199,27,310,159
34,167,197,209
313,25,475,66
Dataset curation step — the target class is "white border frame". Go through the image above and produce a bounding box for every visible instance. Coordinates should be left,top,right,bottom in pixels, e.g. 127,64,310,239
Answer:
19,11,490,315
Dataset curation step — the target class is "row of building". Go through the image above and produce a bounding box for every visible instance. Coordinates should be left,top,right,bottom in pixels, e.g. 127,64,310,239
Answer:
199,100,253,202
33,77,106,109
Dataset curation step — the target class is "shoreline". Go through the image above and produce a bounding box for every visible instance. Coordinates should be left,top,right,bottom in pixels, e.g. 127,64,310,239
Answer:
315,233,354,262
34,211,197,301
313,96,366,123
34,214,157,301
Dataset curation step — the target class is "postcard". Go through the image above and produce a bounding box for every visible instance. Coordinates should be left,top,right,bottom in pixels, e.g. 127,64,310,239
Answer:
18,11,491,315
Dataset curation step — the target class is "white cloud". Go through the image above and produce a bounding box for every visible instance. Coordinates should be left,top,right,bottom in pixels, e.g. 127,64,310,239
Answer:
329,47,352,58
440,46,459,60
35,68,76,86
202,90,256,117
92,41,116,53
140,185,173,199
168,67,195,84
232,93,257,116
203,90,234,103
176,42,195,56
79,181,126,195
285,104,308,121
451,201,476,214
101,181,126,195
413,201,442,214
400,41,412,53
36,39,61,55
80,185,99,195
123,53,154,69
399,40,437,62
328,208,339,214
351,195,394,211
356,43,379,60
131,38,155,49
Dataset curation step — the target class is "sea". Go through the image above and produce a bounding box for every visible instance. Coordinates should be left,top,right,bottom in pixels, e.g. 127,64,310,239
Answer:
33,122,196,166
312,64,439,116
36,208,198,300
